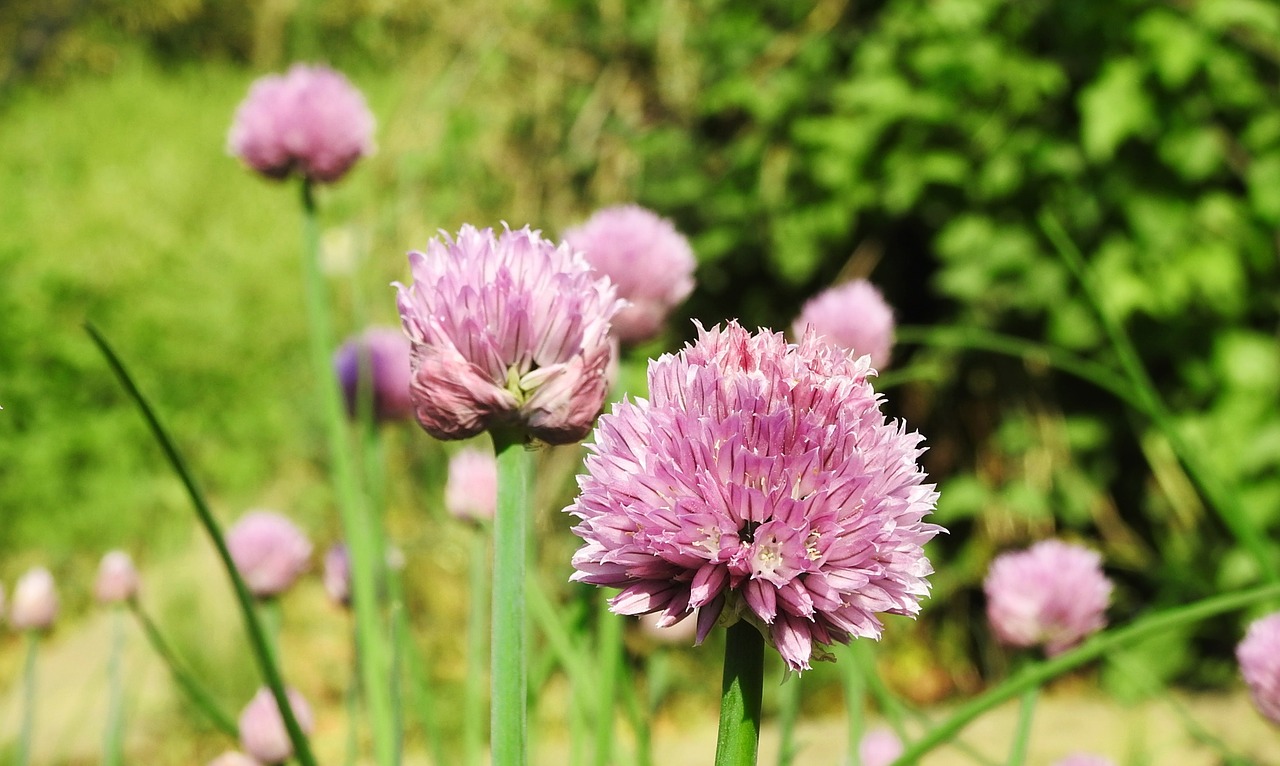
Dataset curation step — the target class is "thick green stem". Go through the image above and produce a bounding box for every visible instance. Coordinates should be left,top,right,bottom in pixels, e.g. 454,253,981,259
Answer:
104,607,126,766
465,525,490,766
594,590,622,766
492,432,531,766
714,621,764,766
776,674,801,766
19,631,38,766
1005,688,1036,766
129,601,238,736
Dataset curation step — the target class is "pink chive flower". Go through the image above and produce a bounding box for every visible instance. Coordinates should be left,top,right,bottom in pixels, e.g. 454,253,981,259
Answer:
238,687,315,765
858,726,904,766
395,224,622,444
445,447,498,522
333,327,414,422
562,205,696,345
1237,611,1280,724
207,753,259,766
984,540,1112,656
226,511,313,598
792,279,896,370
1052,756,1116,766
323,544,350,607
228,64,375,184
11,567,58,631
567,321,942,671
95,550,140,604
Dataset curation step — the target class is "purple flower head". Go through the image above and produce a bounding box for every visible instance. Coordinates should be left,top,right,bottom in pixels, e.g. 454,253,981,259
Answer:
562,205,696,345
395,224,623,444
226,511,313,598
239,687,314,765
96,550,140,605
566,321,942,671
445,447,498,522
858,726,904,766
1052,756,1116,766
228,64,375,184
984,540,1112,656
11,567,58,632
333,327,414,422
323,543,351,607
1238,611,1280,724
792,279,896,370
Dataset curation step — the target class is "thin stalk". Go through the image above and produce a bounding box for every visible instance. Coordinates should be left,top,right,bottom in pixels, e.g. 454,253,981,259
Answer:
713,621,765,766
492,431,532,766
103,607,126,766
85,324,315,765
776,674,801,766
128,601,238,737
18,632,38,766
464,525,490,766
258,599,283,667
594,590,622,766
400,613,446,766
842,642,866,766
617,658,652,766
852,642,906,741
525,576,598,705
344,622,359,766
1005,689,1036,766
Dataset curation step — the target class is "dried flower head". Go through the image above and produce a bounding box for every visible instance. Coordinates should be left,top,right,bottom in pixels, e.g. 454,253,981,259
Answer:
858,727,905,766
11,567,58,631
323,544,350,607
1238,611,1280,724
445,447,498,522
95,550,140,604
792,279,896,370
395,224,622,444
228,64,375,184
563,205,696,345
333,327,414,422
1051,755,1116,766
239,687,314,765
226,511,313,598
567,322,941,671
984,540,1112,656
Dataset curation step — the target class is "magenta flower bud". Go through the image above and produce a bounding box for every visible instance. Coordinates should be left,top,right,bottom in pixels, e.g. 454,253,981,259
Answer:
1052,756,1116,766
567,321,942,671
11,567,58,632
226,511,313,598
792,279,896,370
95,550,140,604
445,447,498,522
323,543,351,607
228,64,375,184
1238,611,1280,724
395,224,623,444
562,205,696,345
858,727,904,766
984,540,1112,656
238,687,314,765
333,327,414,422
207,752,259,766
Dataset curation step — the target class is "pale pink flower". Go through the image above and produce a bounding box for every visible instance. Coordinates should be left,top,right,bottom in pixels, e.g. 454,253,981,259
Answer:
1238,611,1280,724
1052,755,1116,766
333,327,414,422
445,447,498,522
10,567,58,631
567,322,941,671
228,64,375,184
395,224,622,444
239,687,314,765
858,726,904,766
984,540,1112,656
793,279,895,370
95,550,140,604
207,753,259,766
226,511,313,598
323,544,350,607
563,205,696,344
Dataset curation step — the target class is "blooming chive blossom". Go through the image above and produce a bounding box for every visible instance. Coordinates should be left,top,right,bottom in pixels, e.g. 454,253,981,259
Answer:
323,544,351,607
567,322,942,671
333,327,414,422
858,727,904,766
228,64,375,184
11,567,58,631
1051,756,1116,766
984,540,1112,656
239,687,315,765
95,550,140,604
792,279,896,370
1237,611,1280,724
226,511,313,598
395,224,622,444
562,205,696,345
445,447,499,522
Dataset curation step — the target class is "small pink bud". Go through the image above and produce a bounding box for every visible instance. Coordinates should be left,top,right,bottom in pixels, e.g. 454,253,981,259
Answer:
10,567,58,631
793,279,896,370
226,511,313,598
207,752,259,766
323,544,350,607
1052,756,1116,766
858,726,904,766
238,687,314,765
333,327,414,422
445,448,498,522
95,550,140,604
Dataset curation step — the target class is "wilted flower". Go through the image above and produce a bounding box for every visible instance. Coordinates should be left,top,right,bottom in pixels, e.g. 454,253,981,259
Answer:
1051,756,1116,766
333,327,414,422
563,205,696,345
858,727,904,766
239,687,315,765
445,447,498,522
228,64,375,184
323,544,350,607
984,540,1112,656
395,224,622,444
639,611,697,644
792,279,895,370
567,322,942,671
207,753,259,766
95,550,140,604
1238,611,1280,724
226,511,313,598
11,567,58,631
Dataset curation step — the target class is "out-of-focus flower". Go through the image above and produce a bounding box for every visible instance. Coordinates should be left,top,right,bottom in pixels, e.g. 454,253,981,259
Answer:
1051,755,1116,766
228,64,375,184
445,447,498,522
984,540,1112,656
239,687,315,765
567,322,942,671
792,279,895,370
333,327,414,422
858,726,904,766
562,205,696,345
638,610,697,644
1238,611,1280,724
323,544,350,607
207,752,259,766
95,550,140,604
226,511,313,598
395,224,622,444
11,567,58,631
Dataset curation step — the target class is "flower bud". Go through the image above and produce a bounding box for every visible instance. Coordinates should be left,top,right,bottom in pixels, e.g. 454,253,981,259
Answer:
333,327,414,422
793,279,896,370
226,511,312,598
95,550,140,604
238,687,314,765
11,567,58,632
445,447,498,522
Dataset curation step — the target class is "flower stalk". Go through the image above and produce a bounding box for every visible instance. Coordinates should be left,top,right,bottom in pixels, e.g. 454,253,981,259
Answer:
103,606,127,766
18,631,38,766
714,621,765,766
492,431,531,765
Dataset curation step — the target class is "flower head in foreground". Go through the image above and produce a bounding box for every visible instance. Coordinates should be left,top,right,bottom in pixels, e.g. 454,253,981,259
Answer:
239,687,315,765
984,540,1112,656
445,447,498,522
858,727,904,766
11,567,58,631
228,64,375,184
323,544,350,607
1051,755,1116,766
1237,611,1280,724
792,279,896,370
562,205,696,345
226,511,313,598
567,322,942,671
333,327,414,422
395,224,622,444
95,550,140,604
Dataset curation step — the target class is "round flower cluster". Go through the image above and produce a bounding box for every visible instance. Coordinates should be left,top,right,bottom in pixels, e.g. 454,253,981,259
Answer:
333,327,414,422
984,540,1112,656
226,511,313,599
792,279,895,370
1237,611,1280,724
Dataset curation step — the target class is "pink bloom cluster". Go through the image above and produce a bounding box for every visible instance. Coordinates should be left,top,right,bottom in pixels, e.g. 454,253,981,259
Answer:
567,322,941,671
858,726,904,766
333,327,414,422
226,511,313,598
95,550,140,604
11,567,58,631
984,540,1112,656
445,447,498,522
396,224,622,444
1237,611,1280,724
238,687,314,764
793,279,895,370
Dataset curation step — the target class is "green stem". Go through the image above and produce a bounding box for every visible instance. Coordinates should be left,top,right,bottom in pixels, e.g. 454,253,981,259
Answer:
129,601,238,737
465,525,490,766
776,674,801,766
104,607,126,766
344,622,359,766
618,656,652,766
1005,688,1036,766
851,642,905,741
713,621,764,766
18,631,38,766
842,642,866,766
492,431,532,766
258,599,283,667
594,590,622,766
